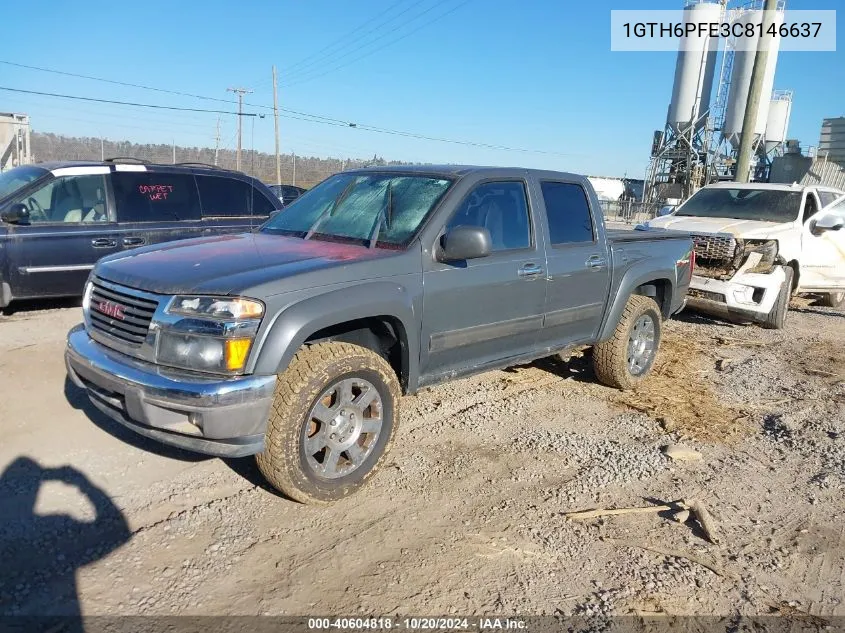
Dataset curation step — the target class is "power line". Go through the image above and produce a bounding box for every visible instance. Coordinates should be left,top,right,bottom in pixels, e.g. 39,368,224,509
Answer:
0,86,257,116
281,0,472,88
0,66,588,158
283,0,432,81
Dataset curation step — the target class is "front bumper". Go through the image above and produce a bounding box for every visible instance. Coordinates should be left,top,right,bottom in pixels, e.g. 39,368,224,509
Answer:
685,267,787,322
65,324,276,458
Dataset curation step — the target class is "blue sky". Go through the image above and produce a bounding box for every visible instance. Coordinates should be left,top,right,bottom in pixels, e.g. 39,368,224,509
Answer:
1,0,842,178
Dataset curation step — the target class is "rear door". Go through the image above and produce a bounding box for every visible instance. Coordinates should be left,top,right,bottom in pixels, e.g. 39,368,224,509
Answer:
4,167,121,299
536,179,611,347
111,169,203,251
195,174,255,235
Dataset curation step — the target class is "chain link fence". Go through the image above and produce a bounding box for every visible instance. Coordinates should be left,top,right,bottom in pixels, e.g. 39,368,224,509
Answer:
598,200,663,225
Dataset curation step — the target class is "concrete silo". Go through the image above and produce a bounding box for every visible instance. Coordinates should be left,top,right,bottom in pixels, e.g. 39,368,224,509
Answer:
666,0,723,133
765,91,792,153
723,7,785,149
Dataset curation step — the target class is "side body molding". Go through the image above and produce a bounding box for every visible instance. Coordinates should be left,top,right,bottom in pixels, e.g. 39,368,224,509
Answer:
250,282,420,390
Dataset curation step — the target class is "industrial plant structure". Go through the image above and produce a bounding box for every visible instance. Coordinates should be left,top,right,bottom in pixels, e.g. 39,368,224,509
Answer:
645,0,793,204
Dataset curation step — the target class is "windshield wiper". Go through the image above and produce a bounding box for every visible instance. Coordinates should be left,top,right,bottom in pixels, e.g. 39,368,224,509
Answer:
368,181,393,249
304,179,357,240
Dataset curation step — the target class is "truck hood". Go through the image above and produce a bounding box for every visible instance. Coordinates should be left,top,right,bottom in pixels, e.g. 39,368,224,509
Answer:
95,232,396,295
646,215,795,240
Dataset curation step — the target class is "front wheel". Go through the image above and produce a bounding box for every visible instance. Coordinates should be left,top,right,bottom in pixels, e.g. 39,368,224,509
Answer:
761,266,794,330
819,292,845,309
592,295,662,391
256,342,400,505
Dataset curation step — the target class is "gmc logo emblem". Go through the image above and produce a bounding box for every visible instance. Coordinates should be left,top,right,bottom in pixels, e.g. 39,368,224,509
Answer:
98,300,125,320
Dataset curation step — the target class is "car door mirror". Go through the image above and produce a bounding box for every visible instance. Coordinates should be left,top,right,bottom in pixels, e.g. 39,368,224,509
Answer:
439,225,492,262
0,203,31,225
811,213,844,235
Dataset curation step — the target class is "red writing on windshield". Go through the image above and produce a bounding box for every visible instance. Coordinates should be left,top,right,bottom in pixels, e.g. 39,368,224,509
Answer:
138,184,174,201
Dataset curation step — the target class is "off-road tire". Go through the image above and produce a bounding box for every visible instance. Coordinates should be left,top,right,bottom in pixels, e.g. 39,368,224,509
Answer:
761,266,794,330
256,342,400,505
592,295,662,391
819,292,845,309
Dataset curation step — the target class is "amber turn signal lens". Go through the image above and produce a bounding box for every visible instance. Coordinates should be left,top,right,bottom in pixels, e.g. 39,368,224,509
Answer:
224,339,253,371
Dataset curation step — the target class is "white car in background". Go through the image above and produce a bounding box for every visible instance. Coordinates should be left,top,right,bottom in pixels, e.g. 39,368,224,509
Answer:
644,182,845,329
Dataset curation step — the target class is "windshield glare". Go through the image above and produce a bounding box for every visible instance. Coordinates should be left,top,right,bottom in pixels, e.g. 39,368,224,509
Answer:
0,166,47,201
676,188,802,223
261,172,453,246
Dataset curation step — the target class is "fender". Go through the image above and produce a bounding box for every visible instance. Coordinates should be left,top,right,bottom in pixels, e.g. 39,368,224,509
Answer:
250,281,420,389
597,259,676,343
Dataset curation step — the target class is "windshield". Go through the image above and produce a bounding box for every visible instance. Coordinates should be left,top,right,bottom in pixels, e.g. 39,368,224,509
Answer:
0,166,47,201
261,172,453,247
676,188,802,223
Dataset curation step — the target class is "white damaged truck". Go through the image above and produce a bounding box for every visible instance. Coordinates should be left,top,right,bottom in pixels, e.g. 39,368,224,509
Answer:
644,183,845,328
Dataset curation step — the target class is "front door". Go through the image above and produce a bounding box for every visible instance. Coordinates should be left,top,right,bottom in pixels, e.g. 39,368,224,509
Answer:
800,194,845,290
420,179,547,383
535,180,611,347
5,170,121,299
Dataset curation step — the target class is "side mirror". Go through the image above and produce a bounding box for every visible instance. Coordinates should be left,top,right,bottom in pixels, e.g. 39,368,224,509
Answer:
811,213,844,235
268,208,283,220
439,225,492,262
0,203,31,225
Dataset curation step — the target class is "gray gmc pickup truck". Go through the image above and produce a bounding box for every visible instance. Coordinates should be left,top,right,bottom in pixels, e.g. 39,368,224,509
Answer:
65,166,694,504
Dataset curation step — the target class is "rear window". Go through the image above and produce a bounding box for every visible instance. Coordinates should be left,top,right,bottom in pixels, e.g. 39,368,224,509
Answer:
112,172,200,222
196,175,252,217
541,181,595,244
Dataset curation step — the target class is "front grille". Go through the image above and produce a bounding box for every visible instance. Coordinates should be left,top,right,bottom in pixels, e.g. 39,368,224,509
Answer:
88,281,159,346
690,233,737,265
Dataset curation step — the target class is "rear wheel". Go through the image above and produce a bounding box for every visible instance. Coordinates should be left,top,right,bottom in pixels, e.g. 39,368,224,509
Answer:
819,292,845,309
593,295,662,391
762,266,794,330
256,342,400,505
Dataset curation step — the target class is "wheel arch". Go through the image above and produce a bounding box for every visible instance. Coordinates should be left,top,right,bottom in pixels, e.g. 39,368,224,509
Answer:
250,283,418,393
597,264,676,343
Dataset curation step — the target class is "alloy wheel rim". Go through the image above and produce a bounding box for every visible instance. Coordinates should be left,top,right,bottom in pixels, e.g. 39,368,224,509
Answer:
303,377,383,480
627,315,656,376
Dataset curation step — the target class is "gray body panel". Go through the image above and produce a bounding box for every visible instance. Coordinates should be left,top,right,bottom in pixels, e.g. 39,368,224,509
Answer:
71,166,693,456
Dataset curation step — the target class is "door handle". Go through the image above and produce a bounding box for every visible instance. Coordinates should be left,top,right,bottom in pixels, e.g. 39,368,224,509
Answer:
122,237,146,247
518,263,545,278
91,238,117,248
586,255,608,271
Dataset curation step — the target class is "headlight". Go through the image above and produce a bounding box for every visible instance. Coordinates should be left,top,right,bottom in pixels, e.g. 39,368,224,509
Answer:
743,240,778,273
157,331,253,373
166,295,264,319
157,295,263,374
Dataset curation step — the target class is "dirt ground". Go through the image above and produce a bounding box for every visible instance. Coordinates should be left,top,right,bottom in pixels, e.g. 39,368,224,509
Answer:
1,297,843,619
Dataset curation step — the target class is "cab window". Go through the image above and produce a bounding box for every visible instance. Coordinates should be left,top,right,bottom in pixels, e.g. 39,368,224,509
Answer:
13,174,108,224
446,181,531,252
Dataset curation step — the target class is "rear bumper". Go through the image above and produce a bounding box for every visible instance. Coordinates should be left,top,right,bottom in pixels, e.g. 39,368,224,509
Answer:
686,268,786,321
65,324,276,458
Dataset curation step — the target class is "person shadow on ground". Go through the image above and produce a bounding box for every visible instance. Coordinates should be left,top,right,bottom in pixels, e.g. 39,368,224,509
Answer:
0,456,131,631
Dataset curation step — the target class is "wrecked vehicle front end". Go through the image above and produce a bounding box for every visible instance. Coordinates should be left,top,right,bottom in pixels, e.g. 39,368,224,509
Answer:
686,232,787,321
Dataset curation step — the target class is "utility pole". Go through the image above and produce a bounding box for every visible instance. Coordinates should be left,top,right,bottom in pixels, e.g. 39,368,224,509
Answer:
172,139,176,164
214,116,221,166
227,87,253,171
100,138,104,161
273,66,281,185
292,152,296,186
735,0,778,183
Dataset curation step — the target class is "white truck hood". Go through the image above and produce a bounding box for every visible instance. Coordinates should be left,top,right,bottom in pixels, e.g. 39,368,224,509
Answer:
646,215,795,240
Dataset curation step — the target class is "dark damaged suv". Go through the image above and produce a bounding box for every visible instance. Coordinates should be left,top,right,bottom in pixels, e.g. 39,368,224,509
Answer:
66,166,694,504
0,160,281,308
